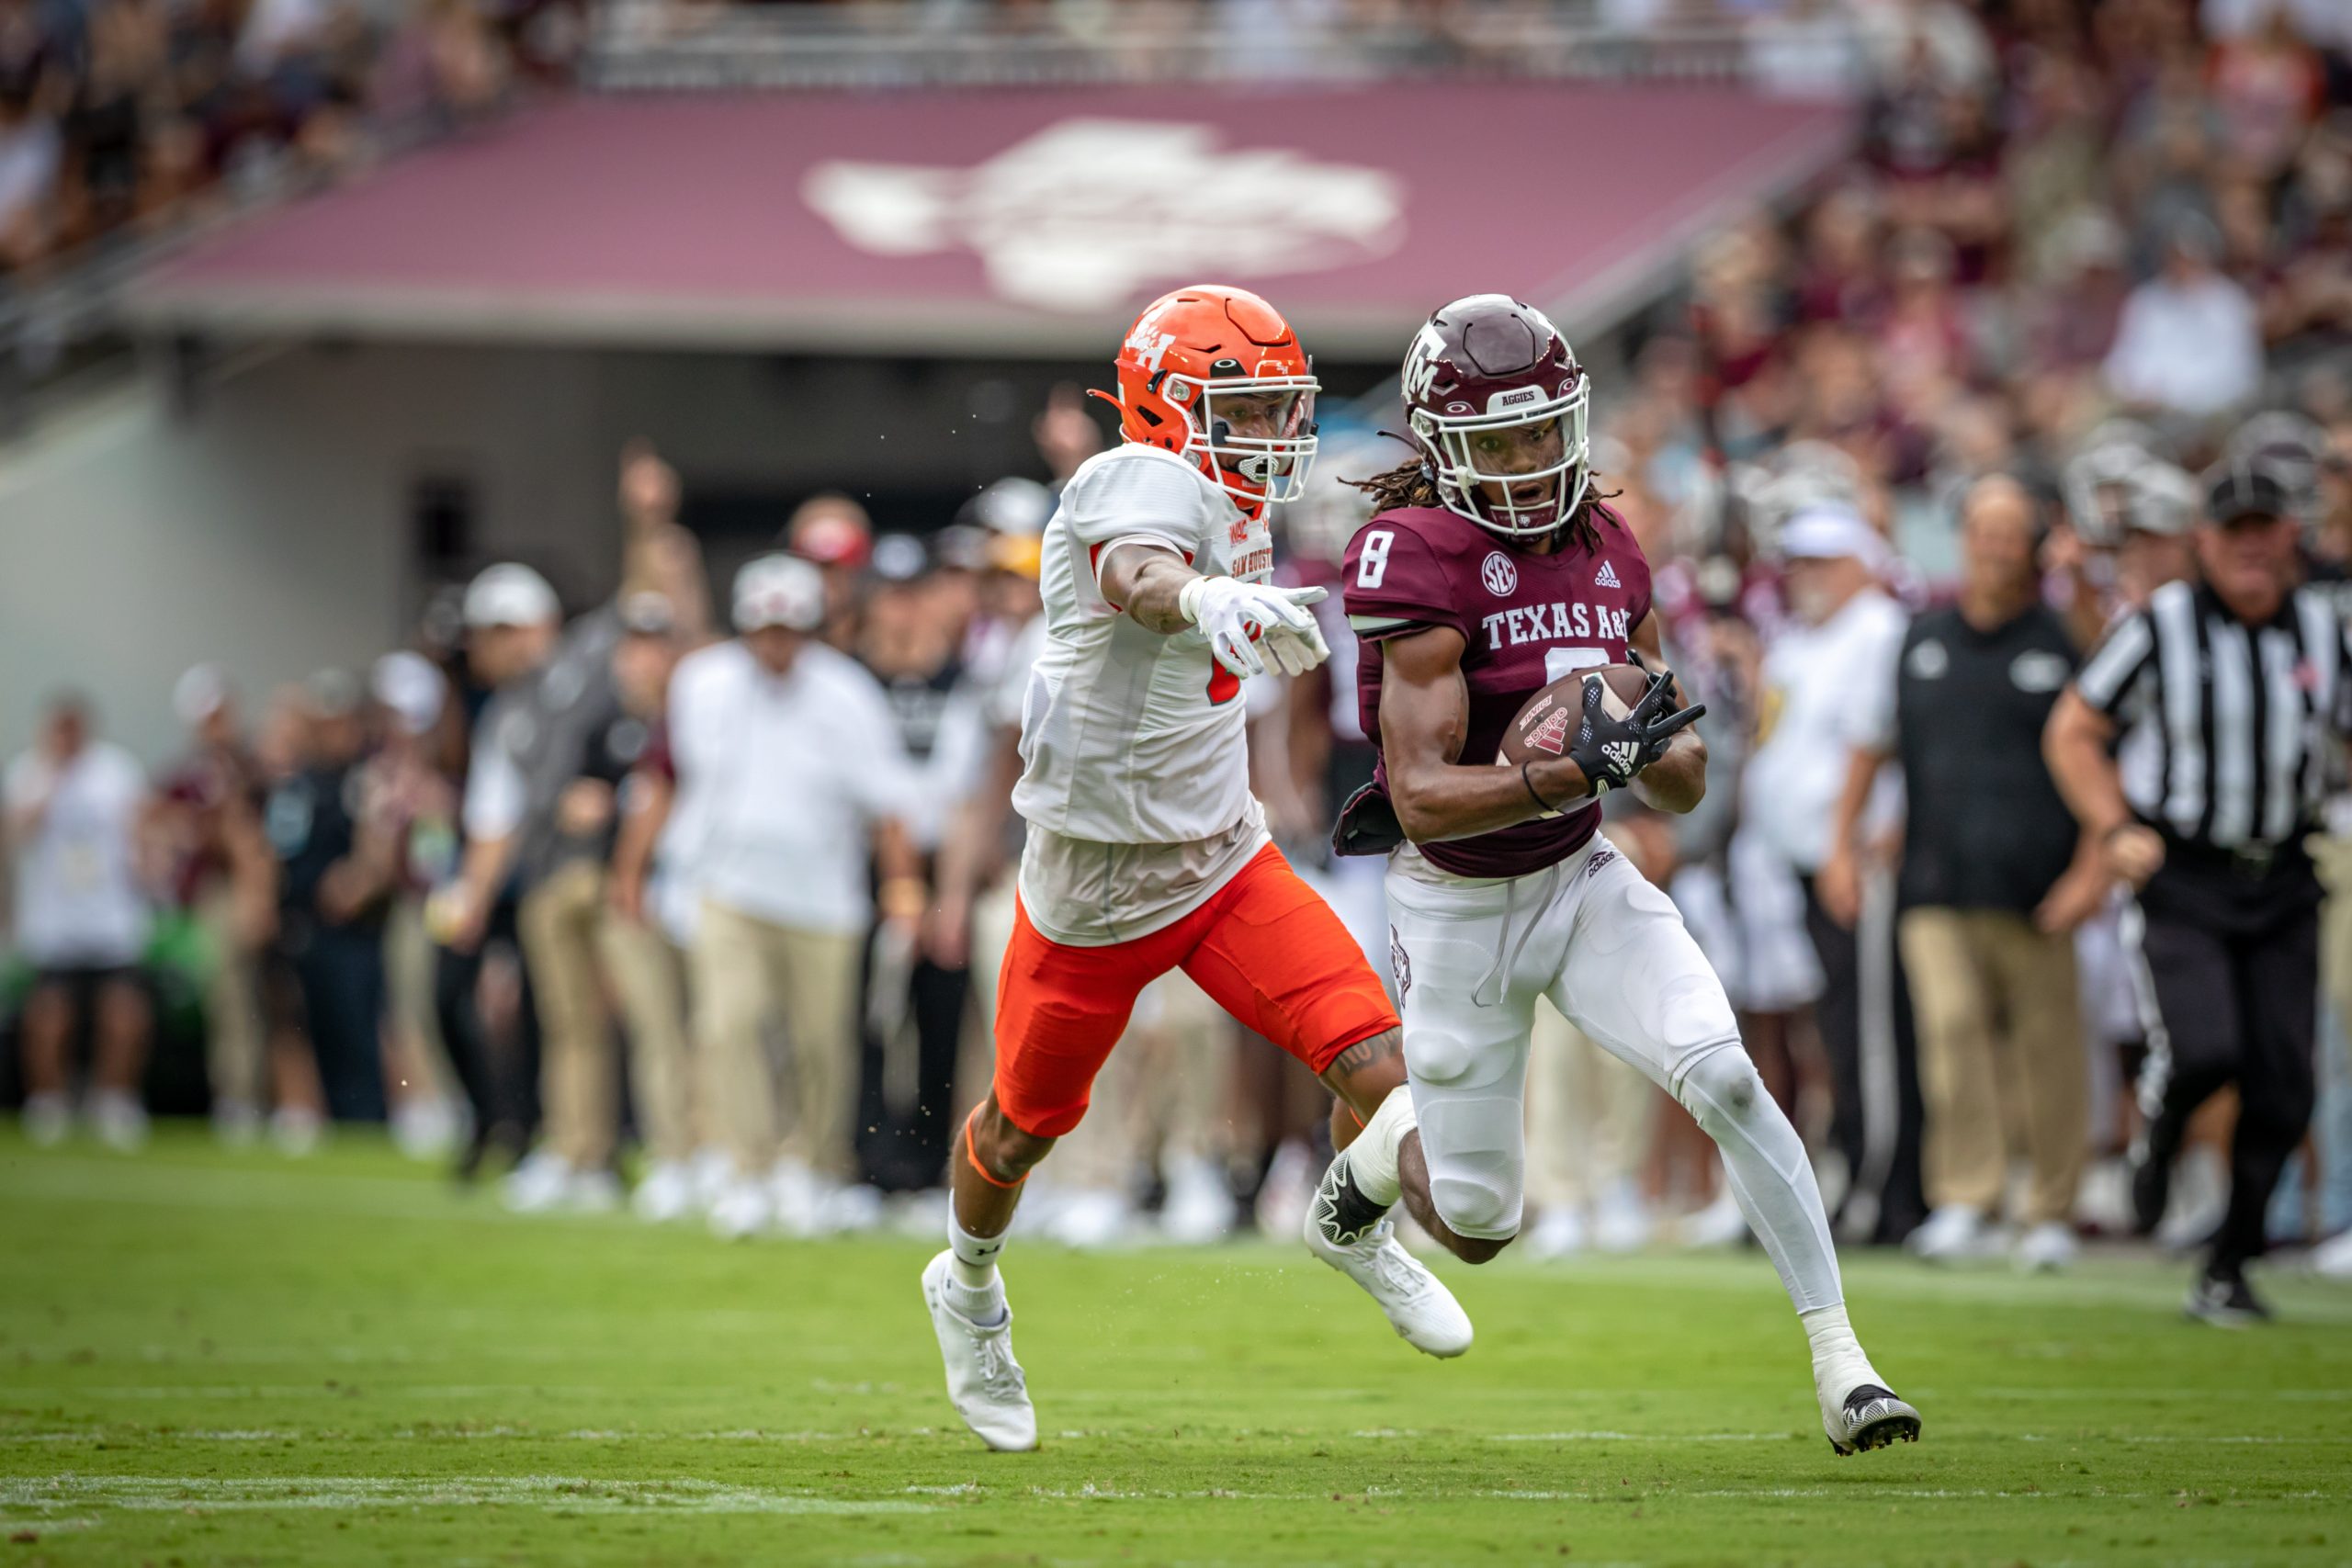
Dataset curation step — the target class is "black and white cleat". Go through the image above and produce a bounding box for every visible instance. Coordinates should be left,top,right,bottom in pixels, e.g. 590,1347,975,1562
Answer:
2184,1268,2272,1328
1824,1384,1923,1456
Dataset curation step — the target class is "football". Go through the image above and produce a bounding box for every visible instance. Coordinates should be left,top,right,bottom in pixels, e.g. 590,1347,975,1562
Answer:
1496,662,1652,769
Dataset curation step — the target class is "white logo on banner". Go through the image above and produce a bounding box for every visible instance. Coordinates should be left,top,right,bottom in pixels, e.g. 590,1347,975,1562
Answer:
802,118,1406,310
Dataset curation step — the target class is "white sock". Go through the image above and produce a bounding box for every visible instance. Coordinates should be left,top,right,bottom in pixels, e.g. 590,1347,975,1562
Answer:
1344,1089,1417,1208
946,1212,1008,1322
1801,1303,1883,1403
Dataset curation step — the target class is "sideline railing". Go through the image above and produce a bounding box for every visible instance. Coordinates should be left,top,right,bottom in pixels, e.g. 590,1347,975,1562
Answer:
586,1,1864,93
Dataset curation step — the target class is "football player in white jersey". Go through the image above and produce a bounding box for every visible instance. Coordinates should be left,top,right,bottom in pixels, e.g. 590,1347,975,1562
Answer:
922,285,1471,1452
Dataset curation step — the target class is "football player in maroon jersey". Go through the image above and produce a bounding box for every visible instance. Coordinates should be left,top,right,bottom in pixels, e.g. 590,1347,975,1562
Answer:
1307,295,1920,1456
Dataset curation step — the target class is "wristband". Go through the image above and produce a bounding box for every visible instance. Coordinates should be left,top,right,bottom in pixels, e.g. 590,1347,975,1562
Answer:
1521,761,1556,813
1177,577,1207,625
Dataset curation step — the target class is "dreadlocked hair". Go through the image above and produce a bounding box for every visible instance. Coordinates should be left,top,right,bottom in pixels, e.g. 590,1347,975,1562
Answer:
1341,452,1620,554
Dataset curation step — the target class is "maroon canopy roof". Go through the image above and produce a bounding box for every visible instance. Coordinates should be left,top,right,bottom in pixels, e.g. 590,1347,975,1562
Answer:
130,84,1849,356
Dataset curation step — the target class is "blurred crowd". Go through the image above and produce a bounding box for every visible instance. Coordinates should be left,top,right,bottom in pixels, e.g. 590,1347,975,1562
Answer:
8,0,2352,1281
0,0,573,274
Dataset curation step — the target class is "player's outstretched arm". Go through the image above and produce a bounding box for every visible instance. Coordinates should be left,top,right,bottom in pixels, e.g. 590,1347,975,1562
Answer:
1098,541,1328,678
1379,624,1592,842
1627,612,1707,815
1099,542,1204,635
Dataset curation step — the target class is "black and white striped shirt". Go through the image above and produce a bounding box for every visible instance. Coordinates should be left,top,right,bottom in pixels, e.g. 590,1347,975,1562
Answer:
2075,580,2351,853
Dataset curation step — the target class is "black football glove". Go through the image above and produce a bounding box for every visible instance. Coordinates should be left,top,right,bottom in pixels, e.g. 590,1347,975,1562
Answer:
1568,670,1706,796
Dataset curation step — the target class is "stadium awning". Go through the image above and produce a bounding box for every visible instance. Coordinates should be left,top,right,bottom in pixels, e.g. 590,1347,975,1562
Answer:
127,84,1849,357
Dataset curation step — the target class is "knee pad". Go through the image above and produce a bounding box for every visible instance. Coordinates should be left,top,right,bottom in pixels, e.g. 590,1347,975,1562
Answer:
1418,1111,1524,1240
1408,1028,1485,1089
1676,1047,1764,1138
1430,1168,1522,1242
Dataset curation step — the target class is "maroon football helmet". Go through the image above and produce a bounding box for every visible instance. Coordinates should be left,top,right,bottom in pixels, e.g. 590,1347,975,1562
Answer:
1398,294,1590,540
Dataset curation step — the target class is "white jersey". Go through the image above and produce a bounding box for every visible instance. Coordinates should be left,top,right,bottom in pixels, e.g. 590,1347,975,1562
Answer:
1011,443,1272,845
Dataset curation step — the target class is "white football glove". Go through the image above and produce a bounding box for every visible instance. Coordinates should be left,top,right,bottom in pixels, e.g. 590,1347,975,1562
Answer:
1179,578,1329,680
1258,611,1331,678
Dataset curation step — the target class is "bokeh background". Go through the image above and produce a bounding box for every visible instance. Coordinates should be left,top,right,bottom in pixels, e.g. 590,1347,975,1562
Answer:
3,0,2350,1280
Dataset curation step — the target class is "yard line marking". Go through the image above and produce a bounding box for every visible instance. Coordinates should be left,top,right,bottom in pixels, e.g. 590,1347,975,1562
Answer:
71,1385,612,1400
12,1426,2346,1450
0,1476,932,1517
1958,1387,2352,1403
1486,1431,1798,1442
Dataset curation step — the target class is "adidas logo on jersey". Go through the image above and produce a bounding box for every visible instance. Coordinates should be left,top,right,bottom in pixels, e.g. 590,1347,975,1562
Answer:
1593,561,1622,589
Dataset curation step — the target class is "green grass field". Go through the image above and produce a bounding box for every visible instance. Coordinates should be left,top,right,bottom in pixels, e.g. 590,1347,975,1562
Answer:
5,1129,2349,1566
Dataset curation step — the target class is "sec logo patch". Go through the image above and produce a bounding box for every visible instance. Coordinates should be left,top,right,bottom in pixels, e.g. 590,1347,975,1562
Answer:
1481,551,1519,596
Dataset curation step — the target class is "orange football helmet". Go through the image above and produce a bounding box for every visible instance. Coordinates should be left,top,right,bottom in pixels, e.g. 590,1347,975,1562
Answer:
1094,284,1319,520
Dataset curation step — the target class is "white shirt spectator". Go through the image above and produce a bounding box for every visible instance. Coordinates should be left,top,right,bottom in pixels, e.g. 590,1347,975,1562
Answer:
6,741,150,969
2102,271,2264,417
1742,587,1909,874
667,638,914,936
0,116,62,241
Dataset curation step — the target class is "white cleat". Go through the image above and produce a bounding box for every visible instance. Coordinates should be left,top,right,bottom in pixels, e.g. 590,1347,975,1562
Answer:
1821,1382,1923,1456
88,1089,150,1153
1521,1205,1588,1261
502,1151,575,1213
920,1251,1036,1452
22,1092,73,1148
565,1168,623,1214
1905,1204,2001,1263
1047,1190,1137,1250
2013,1221,2078,1272
1159,1155,1238,1246
707,1177,773,1240
632,1160,699,1224
1305,1157,1473,1358
1591,1179,1657,1253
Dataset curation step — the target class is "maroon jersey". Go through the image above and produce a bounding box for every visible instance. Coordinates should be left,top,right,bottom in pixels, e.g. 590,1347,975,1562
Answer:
1343,502,1653,878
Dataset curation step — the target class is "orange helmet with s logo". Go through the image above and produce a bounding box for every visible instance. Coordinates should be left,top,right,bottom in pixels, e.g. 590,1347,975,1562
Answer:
1093,284,1319,522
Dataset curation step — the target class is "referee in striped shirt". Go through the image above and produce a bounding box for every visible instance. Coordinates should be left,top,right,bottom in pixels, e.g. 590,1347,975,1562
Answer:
2045,459,2343,1325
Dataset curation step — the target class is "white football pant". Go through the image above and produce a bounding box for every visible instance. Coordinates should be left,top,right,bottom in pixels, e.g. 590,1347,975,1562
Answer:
1386,833,1843,1313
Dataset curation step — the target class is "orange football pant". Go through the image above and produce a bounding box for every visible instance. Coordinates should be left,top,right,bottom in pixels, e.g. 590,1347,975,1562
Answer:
992,842,1398,1139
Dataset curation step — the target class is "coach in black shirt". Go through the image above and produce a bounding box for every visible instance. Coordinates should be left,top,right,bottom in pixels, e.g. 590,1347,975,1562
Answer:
2047,460,2343,1325
1825,477,2101,1270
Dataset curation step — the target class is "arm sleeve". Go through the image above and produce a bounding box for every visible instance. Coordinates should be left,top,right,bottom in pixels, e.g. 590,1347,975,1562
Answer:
2075,612,2156,717
1341,522,1468,640
462,742,526,841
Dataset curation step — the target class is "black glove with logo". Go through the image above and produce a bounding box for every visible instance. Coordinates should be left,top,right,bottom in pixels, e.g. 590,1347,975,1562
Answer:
1568,670,1705,796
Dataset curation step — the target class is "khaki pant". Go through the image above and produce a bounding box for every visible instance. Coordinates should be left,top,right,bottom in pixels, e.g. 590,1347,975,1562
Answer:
1898,907,2086,1224
690,897,863,1179
383,895,458,1109
197,881,267,1111
518,860,621,1170
2311,834,2352,1033
601,915,697,1165
1525,997,1653,1211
